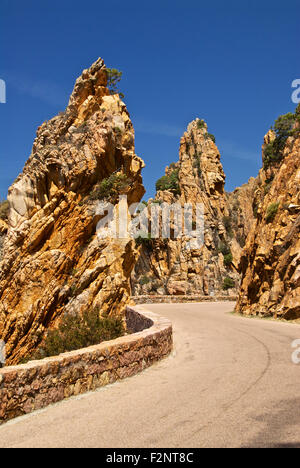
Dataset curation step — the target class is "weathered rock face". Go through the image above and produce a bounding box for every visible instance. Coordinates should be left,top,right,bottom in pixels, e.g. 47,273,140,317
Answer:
236,117,300,319
132,119,255,296
0,220,8,263
226,177,258,264
0,58,145,365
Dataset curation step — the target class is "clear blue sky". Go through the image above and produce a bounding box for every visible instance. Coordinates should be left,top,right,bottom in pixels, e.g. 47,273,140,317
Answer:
0,0,299,200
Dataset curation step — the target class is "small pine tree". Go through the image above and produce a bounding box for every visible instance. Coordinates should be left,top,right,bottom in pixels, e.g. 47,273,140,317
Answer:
106,68,124,99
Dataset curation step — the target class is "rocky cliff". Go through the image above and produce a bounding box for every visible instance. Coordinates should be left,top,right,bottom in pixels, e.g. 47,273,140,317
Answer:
236,107,300,319
132,119,255,296
0,58,145,365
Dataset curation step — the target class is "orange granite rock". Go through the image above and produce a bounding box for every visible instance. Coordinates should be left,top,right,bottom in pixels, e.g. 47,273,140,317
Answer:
0,58,145,365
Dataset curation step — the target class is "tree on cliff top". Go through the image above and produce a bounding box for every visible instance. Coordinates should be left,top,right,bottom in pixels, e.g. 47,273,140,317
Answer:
263,109,299,169
106,68,124,99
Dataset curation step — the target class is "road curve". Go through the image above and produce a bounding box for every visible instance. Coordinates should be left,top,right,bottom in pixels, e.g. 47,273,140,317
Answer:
1,302,300,448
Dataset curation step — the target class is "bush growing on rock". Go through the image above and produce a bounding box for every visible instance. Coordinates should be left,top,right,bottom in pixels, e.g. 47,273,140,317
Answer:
222,216,233,238
90,173,130,201
139,275,151,286
106,68,124,99
197,119,206,129
265,202,280,223
0,199,9,220
218,242,231,256
218,242,233,266
223,277,235,290
135,233,154,250
206,133,216,143
223,253,233,266
263,111,299,169
155,169,180,195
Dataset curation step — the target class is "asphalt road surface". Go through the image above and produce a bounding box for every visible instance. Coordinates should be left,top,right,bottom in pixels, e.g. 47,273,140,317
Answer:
1,302,300,448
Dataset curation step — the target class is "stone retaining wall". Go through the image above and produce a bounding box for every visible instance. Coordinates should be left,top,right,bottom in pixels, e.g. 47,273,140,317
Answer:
0,306,172,425
132,295,237,305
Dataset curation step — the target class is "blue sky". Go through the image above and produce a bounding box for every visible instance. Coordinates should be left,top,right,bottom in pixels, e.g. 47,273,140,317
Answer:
0,0,299,200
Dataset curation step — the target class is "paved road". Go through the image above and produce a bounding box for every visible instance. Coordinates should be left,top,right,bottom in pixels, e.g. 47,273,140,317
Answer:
1,302,300,448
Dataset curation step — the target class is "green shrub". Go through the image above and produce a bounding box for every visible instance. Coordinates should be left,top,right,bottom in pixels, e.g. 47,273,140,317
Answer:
223,253,233,266
23,309,125,362
263,141,284,168
218,242,233,266
197,119,206,129
90,173,130,201
155,169,180,195
218,242,231,256
222,216,233,238
264,182,272,195
207,133,216,143
135,233,153,249
263,111,298,169
265,202,279,223
140,276,151,286
0,200,9,220
106,68,124,98
236,233,246,248
274,112,297,136
223,277,235,290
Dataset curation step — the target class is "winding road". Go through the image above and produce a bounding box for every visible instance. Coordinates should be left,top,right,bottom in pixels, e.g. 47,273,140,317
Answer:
1,302,300,448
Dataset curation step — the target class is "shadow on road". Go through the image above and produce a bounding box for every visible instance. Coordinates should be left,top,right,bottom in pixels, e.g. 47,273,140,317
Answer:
243,397,300,448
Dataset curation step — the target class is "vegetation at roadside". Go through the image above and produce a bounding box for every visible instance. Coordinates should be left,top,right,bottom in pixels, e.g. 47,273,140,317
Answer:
21,309,125,362
139,275,151,286
223,277,235,290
